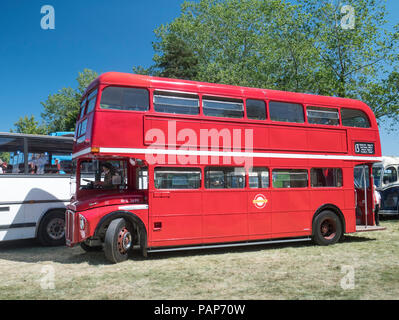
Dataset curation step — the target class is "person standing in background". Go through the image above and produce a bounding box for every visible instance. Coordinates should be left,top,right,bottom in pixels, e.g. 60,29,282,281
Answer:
374,184,381,226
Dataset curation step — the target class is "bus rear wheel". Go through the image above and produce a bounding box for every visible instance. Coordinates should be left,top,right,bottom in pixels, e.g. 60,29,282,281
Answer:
312,210,342,246
104,218,133,263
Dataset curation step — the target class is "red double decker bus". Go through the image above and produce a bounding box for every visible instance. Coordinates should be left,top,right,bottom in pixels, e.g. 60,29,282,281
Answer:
66,72,384,263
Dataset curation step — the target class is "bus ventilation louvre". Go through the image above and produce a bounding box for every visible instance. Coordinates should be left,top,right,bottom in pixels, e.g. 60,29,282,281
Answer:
65,210,75,245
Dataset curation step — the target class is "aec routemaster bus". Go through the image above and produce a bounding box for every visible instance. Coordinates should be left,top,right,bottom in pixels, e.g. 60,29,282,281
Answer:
0,132,74,245
66,72,384,263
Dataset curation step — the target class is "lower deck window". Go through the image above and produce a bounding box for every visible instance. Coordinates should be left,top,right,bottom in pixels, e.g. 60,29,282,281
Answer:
205,167,245,189
272,169,308,188
154,168,201,189
310,168,343,187
249,167,269,188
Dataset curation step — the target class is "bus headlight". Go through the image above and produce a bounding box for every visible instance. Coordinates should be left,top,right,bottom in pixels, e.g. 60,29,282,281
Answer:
79,214,87,230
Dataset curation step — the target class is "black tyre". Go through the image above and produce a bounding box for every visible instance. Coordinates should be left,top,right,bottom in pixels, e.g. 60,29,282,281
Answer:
80,241,103,252
312,210,343,246
37,210,66,246
104,218,133,263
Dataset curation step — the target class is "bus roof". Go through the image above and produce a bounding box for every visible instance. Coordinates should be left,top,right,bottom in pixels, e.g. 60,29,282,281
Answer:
84,72,374,114
0,132,74,141
373,156,399,167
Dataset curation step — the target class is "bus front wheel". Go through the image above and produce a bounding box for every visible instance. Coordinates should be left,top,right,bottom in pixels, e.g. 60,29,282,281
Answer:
104,218,133,264
312,210,342,246
37,210,66,246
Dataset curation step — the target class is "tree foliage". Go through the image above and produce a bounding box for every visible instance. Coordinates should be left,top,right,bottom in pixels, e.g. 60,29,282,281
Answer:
11,115,47,135
138,0,399,125
133,33,199,79
155,33,199,79
40,69,98,132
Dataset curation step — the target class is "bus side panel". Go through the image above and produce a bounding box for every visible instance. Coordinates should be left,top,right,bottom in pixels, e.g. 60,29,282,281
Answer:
93,112,145,149
0,177,71,242
247,189,272,240
0,203,25,241
202,190,248,243
269,126,308,152
309,188,346,226
149,190,202,247
307,128,347,153
270,189,311,236
22,178,71,223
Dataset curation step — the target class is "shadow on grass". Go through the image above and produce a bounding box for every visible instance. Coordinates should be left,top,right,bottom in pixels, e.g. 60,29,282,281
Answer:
342,234,376,243
380,215,399,222
144,240,316,261
0,239,109,266
0,238,316,264
0,234,376,265
143,235,376,261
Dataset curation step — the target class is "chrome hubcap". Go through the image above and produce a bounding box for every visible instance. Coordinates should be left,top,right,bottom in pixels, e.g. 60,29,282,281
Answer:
118,227,132,254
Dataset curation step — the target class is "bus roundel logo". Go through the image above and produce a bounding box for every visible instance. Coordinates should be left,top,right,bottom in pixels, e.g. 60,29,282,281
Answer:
253,194,268,209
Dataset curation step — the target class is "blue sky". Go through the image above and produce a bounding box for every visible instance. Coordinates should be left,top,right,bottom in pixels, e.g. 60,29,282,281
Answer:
0,0,398,155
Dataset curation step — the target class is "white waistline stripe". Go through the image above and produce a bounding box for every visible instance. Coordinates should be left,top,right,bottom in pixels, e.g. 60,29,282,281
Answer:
71,147,382,162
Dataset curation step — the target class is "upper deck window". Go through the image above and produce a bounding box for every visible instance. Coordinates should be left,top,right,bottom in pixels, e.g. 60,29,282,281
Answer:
153,91,199,115
76,118,88,144
341,108,370,128
79,97,87,120
203,97,244,119
307,106,339,126
85,89,98,114
269,101,304,123
100,86,149,111
246,99,267,120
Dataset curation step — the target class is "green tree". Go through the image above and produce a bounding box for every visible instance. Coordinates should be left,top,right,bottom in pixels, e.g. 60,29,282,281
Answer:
11,115,47,135
154,33,199,79
301,0,399,116
145,0,399,124
133,33,199,79
144,0,316,88
41,69,98,132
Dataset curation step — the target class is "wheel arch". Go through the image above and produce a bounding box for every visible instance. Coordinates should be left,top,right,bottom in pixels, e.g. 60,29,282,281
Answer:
312,204,346,234
94,210,148,257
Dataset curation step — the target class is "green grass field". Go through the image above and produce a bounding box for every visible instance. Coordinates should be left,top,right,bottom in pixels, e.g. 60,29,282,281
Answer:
0,218,398,300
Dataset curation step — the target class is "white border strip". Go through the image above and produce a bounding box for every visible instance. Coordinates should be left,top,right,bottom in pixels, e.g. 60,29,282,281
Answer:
72,147,91,159
92,147,382,162
119,204,148,210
